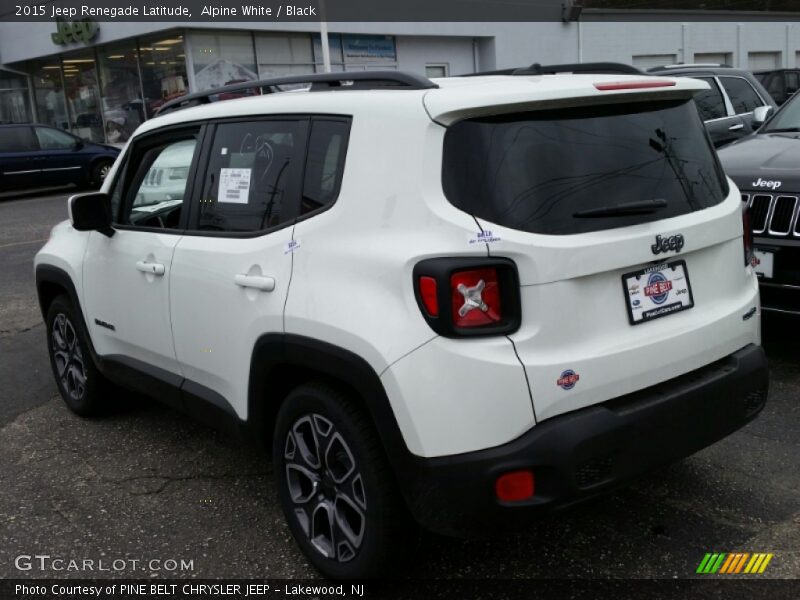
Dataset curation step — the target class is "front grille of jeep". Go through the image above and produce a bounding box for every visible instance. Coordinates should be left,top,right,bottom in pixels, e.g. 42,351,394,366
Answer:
741,193,800,236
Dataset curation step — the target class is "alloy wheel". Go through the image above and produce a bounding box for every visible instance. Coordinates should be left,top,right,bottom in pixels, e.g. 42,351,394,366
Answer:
284,413,367,563
51,314,87,401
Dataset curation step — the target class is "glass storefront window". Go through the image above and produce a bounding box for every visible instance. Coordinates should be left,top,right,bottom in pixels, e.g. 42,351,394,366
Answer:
98,42,144,144
256,32,315,77
312,34,397,70
30,60,69,131
139,33,187,118
191,31,257,91
61,50,104,142
0,70,31,123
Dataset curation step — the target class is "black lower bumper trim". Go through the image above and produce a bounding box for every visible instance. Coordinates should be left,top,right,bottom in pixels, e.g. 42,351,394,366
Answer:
400,344,768,536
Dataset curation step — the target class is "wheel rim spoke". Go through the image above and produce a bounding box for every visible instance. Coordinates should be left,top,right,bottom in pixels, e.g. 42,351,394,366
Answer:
310,499,336,559
285,463,318,504
292,416,322,469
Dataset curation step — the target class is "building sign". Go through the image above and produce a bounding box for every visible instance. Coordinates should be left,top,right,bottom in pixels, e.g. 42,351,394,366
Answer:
342,35,396,61
51,19,99,45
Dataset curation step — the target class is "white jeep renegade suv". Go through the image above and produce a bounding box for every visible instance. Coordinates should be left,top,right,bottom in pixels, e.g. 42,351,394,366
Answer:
35,66,769,579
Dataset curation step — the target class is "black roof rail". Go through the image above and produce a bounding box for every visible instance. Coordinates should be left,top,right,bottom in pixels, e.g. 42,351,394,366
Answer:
155,70,438,116
462,62,643,77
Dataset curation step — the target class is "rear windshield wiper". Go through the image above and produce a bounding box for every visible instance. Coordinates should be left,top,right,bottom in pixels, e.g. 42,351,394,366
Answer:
573,198,668,218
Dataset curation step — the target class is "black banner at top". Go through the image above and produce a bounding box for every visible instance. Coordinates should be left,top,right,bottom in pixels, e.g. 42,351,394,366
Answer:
2,0,800,22
1,0,562,22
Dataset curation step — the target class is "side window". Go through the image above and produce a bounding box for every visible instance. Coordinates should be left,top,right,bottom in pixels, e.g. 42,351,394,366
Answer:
122,137,198,230
720,77,765,114
35,127,77,150
0,126,37,152
196,120,302,233
786,72,800,95
301,120,350,215
692,77,728,121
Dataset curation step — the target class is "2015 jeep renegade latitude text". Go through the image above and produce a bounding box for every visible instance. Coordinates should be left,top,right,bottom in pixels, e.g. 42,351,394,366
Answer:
35,69,769,579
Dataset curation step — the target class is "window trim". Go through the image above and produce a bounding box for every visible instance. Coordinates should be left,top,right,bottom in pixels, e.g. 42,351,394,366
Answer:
182,115,309,239
179,114,352,239
112,123,206,236
718,75,768,116
692,76,729,122
296,116,352,225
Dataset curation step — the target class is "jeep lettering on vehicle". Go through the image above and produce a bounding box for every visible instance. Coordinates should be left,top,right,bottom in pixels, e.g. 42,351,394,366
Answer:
651,233,685,255
751,177,782,190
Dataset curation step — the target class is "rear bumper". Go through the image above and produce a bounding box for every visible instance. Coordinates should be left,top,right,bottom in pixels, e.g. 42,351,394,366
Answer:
399,344,768,536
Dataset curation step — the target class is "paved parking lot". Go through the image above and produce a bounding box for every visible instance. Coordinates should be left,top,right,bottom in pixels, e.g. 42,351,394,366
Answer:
0,191,798,580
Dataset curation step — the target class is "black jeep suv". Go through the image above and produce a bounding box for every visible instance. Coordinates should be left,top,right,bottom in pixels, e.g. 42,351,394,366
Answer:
718,92,800,316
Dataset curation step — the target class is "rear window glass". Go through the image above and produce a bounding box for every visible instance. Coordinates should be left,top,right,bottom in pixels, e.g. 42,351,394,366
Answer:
442,99,729,236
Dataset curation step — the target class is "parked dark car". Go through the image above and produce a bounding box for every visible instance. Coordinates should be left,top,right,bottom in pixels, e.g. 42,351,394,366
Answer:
754,69,800,106
649,64,778,148
717,97,800,315
0,124,119,193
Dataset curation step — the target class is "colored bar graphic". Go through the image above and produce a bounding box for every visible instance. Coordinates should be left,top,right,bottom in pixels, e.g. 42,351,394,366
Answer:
698,552,774,574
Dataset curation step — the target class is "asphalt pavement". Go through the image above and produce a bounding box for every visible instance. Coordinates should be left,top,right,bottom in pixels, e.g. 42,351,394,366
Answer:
0,191,798,581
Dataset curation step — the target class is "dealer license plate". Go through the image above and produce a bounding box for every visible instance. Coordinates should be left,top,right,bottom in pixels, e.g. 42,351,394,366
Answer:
622,260,694,325
751,249,774,279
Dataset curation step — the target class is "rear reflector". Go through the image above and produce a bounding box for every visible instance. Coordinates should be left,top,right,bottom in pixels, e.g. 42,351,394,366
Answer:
594,80,676,91
418,276,439,316
495,470,535,502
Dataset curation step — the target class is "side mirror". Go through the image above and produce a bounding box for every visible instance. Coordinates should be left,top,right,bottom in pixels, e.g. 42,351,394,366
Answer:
72,139,84,151
752,105,774,128
69,192,114,237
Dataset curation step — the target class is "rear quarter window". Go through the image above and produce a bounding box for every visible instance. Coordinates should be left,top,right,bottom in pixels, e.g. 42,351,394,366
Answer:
441,99,729,236
0,126,37,152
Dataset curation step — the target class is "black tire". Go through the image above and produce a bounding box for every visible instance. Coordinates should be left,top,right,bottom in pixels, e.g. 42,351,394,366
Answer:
45,295,108,416
273,382,411,579
88,160,112,189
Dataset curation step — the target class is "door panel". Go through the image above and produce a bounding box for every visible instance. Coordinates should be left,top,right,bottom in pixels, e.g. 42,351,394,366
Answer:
170,118,307,418
82,230,182,371
0,126,38,190
33,126,85,185
169,230,295,417
81,131,200,374
706,115,749,148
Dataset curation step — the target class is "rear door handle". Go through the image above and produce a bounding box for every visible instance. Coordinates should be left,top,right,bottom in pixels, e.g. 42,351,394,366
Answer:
729,123,744,131
234,274,275,292
135,260,166,276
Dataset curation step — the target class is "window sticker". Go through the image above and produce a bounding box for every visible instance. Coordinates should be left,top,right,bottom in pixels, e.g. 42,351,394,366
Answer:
218,168,251,204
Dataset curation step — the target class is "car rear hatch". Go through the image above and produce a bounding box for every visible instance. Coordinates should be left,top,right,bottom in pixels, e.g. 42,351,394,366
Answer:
429,75,758,422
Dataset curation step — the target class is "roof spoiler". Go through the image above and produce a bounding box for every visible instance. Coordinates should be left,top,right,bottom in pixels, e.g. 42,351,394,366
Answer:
155,71,438,116
462,62,644,77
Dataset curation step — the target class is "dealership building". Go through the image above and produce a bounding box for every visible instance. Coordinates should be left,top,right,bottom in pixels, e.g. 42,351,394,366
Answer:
2,12,800,144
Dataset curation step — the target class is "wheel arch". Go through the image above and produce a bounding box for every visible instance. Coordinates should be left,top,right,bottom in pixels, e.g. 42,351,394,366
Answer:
35,264,99,363
248,334,413,474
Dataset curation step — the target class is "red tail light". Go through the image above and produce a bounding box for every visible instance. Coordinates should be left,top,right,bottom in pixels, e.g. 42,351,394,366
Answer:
495,470,535,502
743,206,755,267
450,268,502,327
418,276,439,316
413,258,520,337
